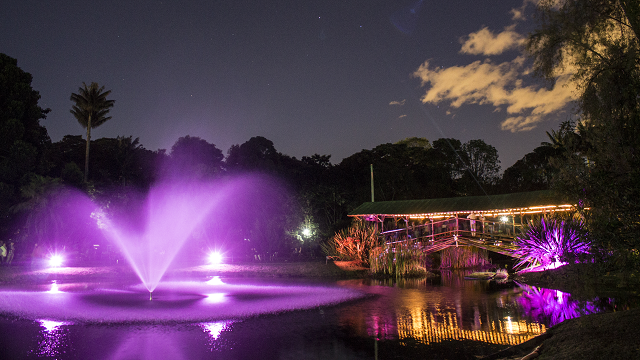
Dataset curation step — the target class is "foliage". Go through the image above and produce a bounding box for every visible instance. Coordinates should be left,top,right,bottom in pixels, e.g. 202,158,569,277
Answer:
70,82,115,182
500,145,557,192
323,218,380,265
458,139,501,195
512,216,590,269
165,135,224,180
527,0,640,260
0,53,51,235
439,246,491,269
369,239,427,277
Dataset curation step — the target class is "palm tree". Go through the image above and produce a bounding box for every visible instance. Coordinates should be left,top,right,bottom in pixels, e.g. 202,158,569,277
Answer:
70,82,115,182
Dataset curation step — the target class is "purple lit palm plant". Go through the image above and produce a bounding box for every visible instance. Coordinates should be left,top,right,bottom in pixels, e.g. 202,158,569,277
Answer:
512,217,590,271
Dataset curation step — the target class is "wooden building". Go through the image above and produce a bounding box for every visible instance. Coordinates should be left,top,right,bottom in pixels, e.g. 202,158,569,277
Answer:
348,190,573,256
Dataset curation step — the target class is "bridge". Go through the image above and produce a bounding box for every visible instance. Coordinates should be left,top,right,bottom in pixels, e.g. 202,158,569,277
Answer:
348,190,573,257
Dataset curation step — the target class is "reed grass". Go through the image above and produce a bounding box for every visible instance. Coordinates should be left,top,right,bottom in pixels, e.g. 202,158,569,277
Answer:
370,238,427,277
439,246,490,269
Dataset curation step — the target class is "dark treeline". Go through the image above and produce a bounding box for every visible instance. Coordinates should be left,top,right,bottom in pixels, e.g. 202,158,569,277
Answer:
0,52,558,263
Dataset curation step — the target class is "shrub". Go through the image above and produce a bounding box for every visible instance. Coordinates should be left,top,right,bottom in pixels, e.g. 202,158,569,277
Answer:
322,218,380,265
513,216,589,269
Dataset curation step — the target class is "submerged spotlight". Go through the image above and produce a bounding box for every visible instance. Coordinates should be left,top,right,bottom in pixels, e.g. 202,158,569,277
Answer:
208,251,223,265
302,228,311,237
49,254,64,268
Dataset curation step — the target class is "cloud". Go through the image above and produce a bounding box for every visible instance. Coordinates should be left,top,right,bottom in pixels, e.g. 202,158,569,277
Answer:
414,2,578,133
389,99,406,106
398,114,407,119
413,57,577,132
459,26,524,56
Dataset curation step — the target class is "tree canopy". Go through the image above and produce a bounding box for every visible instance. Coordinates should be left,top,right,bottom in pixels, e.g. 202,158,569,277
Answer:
527,0,640,262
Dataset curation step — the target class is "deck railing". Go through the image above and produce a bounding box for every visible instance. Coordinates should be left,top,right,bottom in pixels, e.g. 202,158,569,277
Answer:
379,217,519,256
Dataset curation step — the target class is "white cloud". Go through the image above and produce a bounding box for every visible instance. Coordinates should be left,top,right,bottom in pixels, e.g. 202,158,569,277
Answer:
389,99,406,106
413,57,577,132
459,26,524,56
414,2,578,133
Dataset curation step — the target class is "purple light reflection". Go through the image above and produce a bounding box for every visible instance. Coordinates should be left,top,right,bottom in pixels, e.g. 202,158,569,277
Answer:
516,283,602,327
32,319,71,358
200,321,232,340
0,281,364,323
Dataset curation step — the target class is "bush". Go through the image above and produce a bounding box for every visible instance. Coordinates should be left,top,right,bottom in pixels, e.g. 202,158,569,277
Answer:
322,218,380,265
513,216,590,269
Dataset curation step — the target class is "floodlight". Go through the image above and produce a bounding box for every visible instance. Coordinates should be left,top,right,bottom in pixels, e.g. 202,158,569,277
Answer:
49,254,64,268
208,251,223,265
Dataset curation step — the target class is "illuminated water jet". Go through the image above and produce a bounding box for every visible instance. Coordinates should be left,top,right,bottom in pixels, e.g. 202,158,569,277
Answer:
1,175,365,324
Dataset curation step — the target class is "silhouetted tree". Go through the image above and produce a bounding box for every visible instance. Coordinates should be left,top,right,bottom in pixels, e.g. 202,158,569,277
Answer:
528,0,640,260
166,135,224,180
458,139,501,195
70,82,115,183
0,53,51,235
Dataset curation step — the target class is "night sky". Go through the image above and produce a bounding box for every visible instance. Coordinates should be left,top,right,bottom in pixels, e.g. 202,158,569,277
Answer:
1,0,575,168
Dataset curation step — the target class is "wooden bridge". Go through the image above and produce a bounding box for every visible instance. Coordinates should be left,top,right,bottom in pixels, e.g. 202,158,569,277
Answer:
348,190,573,257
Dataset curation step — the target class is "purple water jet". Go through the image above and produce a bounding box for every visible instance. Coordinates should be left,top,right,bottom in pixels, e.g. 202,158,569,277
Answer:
0,174,365,324
93,180,225,293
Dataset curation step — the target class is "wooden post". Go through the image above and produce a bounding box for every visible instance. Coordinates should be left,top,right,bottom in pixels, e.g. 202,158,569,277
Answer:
370,164,374,202
405,216,409,239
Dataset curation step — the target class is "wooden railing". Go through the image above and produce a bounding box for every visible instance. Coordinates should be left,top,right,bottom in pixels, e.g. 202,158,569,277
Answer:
380,217,519,257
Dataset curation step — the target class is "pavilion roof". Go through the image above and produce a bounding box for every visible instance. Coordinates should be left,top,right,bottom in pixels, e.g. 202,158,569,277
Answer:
348,190,572,218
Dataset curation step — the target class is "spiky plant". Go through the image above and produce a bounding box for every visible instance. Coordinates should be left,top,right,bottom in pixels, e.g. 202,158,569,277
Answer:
513,217,589,269
324,218,379,265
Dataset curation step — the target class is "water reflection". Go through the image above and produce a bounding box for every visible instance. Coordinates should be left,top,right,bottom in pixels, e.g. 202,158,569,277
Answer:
32,319,71,357
109,328,187,360
516,283,604,326
337,271,614,348
201,322,228,340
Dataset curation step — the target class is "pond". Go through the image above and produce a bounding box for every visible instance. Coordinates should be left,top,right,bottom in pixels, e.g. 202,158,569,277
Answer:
0,271,619,360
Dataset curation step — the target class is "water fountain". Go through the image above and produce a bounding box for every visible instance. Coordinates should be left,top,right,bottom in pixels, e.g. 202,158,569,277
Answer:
0,175,364,324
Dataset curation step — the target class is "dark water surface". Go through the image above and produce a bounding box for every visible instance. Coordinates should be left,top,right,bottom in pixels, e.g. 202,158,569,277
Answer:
0,271,618,359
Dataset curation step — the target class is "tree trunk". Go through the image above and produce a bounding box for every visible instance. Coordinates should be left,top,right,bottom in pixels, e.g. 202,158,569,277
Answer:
84,114,91,183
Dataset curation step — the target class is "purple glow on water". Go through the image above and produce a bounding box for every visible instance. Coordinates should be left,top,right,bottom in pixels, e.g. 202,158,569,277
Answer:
516,283,602,327
0,280,364,323
200,321,232,340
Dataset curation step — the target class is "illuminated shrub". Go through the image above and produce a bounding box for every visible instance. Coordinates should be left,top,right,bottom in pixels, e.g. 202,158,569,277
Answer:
513,217,589,269
322,219,380,265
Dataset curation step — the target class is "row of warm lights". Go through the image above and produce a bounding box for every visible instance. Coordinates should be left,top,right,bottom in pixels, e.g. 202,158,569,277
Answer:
363,204,575,220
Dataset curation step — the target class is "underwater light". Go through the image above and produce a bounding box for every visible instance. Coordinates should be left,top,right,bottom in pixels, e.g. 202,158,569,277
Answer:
48,254,64,268
208,251,223,265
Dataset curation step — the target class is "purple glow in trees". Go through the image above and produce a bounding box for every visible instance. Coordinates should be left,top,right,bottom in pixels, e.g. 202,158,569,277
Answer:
512,217,590,270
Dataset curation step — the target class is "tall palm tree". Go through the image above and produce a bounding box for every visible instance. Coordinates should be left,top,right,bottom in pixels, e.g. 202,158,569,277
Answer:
70,82,115,183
